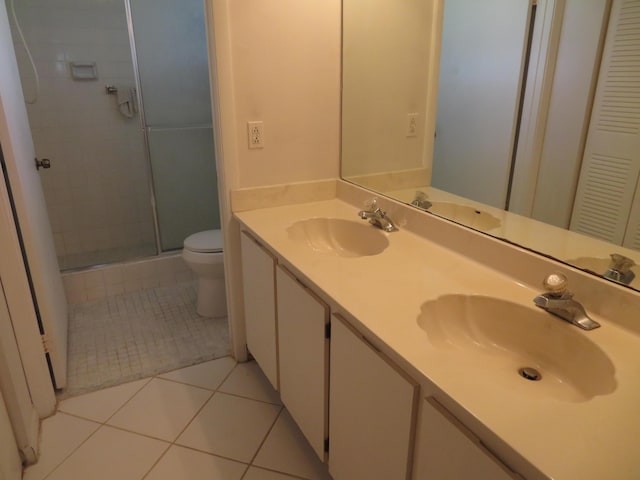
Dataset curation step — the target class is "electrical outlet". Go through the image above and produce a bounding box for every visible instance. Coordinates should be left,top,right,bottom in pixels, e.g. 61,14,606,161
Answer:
406,113,419,137
247,121,264,149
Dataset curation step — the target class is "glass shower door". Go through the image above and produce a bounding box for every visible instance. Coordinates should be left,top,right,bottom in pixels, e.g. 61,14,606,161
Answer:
129,0,219,251
7,0,157,270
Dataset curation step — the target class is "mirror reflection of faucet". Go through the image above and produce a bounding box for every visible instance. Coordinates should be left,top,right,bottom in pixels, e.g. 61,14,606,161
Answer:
603,253,636,285
411,191,432,210
358,198,397,232
533,273,600,330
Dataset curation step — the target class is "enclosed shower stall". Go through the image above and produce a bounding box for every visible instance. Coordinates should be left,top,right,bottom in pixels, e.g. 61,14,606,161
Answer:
5,0,228,396
7,0,220,270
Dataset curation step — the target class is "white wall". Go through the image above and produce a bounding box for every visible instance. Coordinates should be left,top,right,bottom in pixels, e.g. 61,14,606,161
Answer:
8,0,155,267
342,0,434,178
226,0,341,188
208,0,341,360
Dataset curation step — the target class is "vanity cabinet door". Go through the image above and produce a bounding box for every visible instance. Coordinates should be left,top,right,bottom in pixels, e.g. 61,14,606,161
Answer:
329,314,418,480
414,398,523,480
240,231,278,389
276,265,329,460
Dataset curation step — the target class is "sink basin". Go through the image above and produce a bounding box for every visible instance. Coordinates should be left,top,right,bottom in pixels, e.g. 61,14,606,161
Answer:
429,202,501,231
417,295,616,402
287,218,389,257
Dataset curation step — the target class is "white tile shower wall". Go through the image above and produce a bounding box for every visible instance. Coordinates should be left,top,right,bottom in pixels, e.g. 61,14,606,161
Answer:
62,254,195,304
9,0,155,263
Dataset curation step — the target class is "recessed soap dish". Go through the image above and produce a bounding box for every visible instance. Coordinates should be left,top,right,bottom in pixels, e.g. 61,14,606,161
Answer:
69,62,98,80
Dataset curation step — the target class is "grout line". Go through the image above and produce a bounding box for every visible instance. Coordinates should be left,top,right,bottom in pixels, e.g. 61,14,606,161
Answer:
151,358,239,445
156,361,236,392
243,465,313,480
245,405,285,468
162,442,251,469
215,389,283,407
139,442,172,480
39,357,331,480
152,376,217,394
213,357,240,387
168,389,216,443
40,419,103,480
99,376,154,425
94,423,174,445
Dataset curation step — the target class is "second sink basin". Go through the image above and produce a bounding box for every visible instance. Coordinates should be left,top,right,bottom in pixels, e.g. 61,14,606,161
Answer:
417,295,616,402
287,217,389,257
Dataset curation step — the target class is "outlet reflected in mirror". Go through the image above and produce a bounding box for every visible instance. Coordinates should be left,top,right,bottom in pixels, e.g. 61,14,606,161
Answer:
341,0,640,292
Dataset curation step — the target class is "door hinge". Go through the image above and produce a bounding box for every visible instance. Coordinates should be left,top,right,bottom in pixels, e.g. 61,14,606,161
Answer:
41,333,54,354
324,322,331,339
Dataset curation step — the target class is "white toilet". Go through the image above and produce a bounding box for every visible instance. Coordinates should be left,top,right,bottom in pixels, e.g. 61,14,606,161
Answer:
182,229,227,318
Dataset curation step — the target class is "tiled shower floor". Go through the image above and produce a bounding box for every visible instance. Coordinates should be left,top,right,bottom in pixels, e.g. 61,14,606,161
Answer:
62,281,230,399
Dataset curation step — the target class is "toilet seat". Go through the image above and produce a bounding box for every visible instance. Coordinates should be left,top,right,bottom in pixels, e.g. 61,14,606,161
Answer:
184,230,223,253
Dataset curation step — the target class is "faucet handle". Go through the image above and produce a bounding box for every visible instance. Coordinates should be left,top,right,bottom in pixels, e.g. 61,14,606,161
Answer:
363,197,379,212
414,191,428,202
542,273,569,297
609,253,635,273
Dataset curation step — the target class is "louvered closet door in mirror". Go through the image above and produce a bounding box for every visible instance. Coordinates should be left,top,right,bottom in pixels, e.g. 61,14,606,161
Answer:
570,0,640,246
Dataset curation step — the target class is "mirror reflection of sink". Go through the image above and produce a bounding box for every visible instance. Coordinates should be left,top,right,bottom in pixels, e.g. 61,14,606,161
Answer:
417,295,616,402
428,202,501,231
567,257,638,287
287,218,389,257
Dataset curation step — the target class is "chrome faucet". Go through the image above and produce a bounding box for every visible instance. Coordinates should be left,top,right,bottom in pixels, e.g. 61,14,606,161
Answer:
358,198,397,232
603,253,636,285
533,273,600,330
411,191,432,210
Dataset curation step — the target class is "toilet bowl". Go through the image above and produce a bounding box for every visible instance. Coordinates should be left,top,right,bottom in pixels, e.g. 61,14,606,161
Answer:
182,230,227,318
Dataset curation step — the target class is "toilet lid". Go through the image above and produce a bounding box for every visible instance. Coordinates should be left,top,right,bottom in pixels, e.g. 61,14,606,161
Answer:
184,230,223,253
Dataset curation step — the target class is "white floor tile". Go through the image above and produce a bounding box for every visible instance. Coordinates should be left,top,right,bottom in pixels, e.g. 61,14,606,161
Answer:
243,467,301,480
58,378,151,423
45,425,168,480
176,392,281,463
219,361,282,405
145,445,247,480
254,410,331,480
107,378,212,441
23,413,99,480
159,357,236,390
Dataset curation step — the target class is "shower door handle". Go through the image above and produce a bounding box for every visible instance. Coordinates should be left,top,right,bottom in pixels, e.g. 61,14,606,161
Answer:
35,158,51,170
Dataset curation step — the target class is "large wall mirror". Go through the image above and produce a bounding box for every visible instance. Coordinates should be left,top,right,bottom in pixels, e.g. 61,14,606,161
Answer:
341,0,640,291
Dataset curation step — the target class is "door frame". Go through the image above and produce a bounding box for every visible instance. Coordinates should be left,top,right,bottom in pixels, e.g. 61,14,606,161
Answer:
205,0,248,361
0,272,40,463
0,0,58,416
0,388,22,480
0,0,68,390
0,147,55,418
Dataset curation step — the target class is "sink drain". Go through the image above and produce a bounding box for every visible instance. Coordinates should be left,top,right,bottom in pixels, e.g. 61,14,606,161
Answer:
518,367,542,381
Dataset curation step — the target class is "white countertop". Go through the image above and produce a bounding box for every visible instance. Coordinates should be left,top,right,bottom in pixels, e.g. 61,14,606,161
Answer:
235,197,640,480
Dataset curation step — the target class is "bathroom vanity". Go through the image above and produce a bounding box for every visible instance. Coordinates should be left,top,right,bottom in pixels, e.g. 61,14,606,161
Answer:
234,181,640,480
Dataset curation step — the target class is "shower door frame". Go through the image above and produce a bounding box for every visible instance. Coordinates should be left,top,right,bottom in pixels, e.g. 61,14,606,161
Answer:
123,0,163,258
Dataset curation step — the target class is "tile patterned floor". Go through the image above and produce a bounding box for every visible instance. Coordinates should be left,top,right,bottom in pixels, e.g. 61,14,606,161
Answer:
26,358,332,480
63,282,230,398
